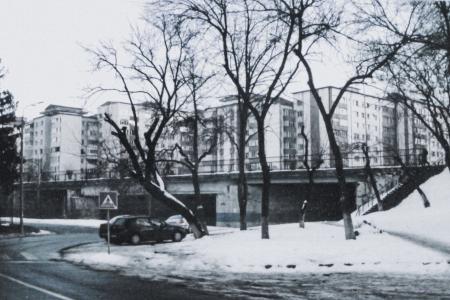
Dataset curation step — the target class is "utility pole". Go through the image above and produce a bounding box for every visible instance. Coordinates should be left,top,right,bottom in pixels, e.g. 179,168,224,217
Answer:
19,118,24,235
17,100,44,235
37,158,41,217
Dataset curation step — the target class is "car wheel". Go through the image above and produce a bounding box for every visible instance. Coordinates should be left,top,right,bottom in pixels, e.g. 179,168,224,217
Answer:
130,234,141,245
172,232,183,242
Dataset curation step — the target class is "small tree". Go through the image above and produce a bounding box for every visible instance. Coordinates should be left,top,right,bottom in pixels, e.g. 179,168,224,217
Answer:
87,17,206,238
353,142,383,211
389,147,431,208
299,125,323,228
0,63,19,221
171,58,218,234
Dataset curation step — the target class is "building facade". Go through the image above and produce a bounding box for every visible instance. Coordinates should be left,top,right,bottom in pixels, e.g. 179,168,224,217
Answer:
23,105,99,181
294,86,446,168
22,88,446,181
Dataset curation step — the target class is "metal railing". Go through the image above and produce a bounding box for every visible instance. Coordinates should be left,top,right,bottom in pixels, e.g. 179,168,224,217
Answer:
21,150,445,183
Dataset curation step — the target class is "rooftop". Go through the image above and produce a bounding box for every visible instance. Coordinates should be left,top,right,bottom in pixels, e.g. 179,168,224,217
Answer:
42,105,85,116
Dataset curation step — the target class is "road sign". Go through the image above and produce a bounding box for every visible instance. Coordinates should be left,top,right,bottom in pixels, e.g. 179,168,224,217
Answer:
99,192,118,210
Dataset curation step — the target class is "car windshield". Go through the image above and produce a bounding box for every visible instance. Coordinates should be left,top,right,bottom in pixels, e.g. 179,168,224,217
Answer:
109,215,128,224
113,218,127,226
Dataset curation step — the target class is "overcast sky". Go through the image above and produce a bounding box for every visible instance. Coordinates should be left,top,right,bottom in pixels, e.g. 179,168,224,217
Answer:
0,0,147,119
0,0,369,121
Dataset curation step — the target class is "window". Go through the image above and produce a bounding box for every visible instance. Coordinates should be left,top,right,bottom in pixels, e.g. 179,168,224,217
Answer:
136,218,152,226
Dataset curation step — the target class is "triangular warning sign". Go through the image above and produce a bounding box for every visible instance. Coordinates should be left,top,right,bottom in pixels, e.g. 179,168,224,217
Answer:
101,194,116,209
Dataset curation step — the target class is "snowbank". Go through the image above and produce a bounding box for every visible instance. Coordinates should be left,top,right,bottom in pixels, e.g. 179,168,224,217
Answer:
361,168,450,247
64,222,450,277
0,217,104,228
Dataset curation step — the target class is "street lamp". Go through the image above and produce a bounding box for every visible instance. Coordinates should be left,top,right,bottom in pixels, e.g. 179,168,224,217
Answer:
17,101,44,235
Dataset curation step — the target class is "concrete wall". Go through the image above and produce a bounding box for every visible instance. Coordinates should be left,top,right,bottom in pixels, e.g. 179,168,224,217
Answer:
13,167,410,227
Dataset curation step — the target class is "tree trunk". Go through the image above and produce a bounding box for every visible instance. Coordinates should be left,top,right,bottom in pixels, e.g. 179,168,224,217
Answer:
443,144,450,173
393,154,432,208
237,142,248,231
141,180,204,238
417,187,431,208
299,199,307,229
257,119,271,239
324,118,355,240
300,171,314,228
237,101,249,230
192,168,209,235
363,146,383,211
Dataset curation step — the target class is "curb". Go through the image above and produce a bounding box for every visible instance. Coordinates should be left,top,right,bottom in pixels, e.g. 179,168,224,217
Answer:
58,242,98,257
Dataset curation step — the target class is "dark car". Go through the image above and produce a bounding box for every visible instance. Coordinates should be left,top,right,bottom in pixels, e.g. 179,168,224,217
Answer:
99,215,188,245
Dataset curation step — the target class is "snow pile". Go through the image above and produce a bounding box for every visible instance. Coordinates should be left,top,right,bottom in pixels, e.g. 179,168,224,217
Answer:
31,229,53,235
64,222,450,277
361,168,450,247
0,217,105,228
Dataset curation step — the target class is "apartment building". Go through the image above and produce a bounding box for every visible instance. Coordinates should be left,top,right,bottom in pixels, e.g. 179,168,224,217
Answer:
204,95,302,173
23,105,99,180
97,101,185,175
23,89,446,181
392,98,447,165
294,86,445,167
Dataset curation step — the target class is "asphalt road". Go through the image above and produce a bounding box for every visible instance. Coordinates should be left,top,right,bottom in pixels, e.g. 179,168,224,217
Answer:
0,224,230,300
1,224,450,300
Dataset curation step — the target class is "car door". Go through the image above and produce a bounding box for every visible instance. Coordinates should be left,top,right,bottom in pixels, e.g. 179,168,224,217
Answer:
149,219,165,241
135,218,156,241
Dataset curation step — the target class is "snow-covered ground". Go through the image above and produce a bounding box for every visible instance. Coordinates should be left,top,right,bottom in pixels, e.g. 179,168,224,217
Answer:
64,221,449,278
62,169,450,280
359,168,450,247
0,217,104,228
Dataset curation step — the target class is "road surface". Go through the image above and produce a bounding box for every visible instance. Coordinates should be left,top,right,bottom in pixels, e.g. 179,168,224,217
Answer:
1,223,450,299
0,224,227,300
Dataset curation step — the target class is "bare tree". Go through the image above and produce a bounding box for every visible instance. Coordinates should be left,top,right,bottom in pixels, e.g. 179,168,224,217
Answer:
269,0,414,239
87,17,206,238
168,57,218,234
299,125,323,228
358,1,450,171
389,147,431,208
353,142,383,211
168,0,299,239
386,58,450,171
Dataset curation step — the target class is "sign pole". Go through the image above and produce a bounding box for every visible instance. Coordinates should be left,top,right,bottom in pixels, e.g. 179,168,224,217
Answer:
99,191,118,255
107,209,110,255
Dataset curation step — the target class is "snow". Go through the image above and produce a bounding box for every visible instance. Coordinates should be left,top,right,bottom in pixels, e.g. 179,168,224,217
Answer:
63,169,450,279
64,221,449,278
359,168,450,247
30,229,53,236
0,217,105,228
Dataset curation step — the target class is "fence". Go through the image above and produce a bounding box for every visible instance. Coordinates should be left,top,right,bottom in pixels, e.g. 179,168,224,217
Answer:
22,149,445,183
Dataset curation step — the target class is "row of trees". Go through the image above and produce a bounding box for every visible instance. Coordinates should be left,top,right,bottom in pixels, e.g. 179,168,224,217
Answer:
89,0,450,240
